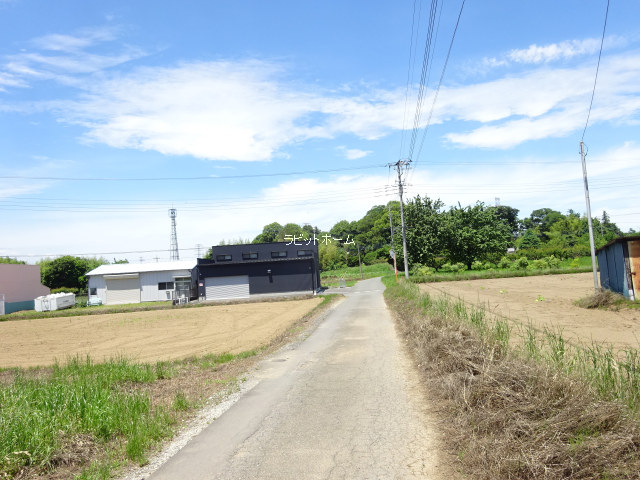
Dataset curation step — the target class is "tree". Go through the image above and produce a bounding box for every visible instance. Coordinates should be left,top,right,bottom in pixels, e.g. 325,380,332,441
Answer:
402,196,446,269
488,205,520,242
522,208,564,241
277,223,306,242
40,256,107,291
253,222,283,243
0,257,25,264
443,202,511,269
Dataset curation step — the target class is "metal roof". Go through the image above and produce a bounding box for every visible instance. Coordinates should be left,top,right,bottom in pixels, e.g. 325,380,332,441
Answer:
86,260,197,277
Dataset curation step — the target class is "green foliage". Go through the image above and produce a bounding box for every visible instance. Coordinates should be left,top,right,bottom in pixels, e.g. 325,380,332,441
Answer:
0,257,25,264
443,202,512,269
514,257,529,269
402,196,446,270
39,256,108,291
51,287,79,294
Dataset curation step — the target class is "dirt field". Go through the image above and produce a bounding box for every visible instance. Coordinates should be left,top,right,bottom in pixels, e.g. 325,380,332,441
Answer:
419,272,640,351
0,298,323,368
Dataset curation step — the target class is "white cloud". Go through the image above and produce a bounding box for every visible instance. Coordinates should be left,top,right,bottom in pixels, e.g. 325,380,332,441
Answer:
439,52,640,149
338,146,372,160
482,35,629,67
58,60,406,161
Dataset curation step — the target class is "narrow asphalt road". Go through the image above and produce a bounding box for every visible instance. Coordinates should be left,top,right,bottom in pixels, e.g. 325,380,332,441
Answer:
149,278,447,479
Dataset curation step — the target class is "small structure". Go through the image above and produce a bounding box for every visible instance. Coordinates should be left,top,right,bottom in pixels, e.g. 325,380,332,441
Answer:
86,260,197,305
197,242,321,302
596,235,640,300
34,292,76,312
0,264,50,315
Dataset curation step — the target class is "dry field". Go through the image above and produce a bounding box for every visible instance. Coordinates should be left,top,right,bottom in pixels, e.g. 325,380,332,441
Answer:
419,272,640,351
0,298,323,368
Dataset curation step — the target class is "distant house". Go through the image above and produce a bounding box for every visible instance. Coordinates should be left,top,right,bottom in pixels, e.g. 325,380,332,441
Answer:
86,260,197,305
196,242,321,302
596,235,640,300
0,264,50,314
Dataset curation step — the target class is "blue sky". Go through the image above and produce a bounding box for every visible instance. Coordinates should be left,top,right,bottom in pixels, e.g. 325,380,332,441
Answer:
1,0,639,263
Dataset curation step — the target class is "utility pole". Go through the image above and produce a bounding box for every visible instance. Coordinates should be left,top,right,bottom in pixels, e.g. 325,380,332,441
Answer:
357,244,363,280
390,160,410,279
580,142,599,292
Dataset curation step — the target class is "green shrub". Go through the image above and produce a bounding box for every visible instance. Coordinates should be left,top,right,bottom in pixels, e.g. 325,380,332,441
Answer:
527,259,549,270
471,260,485,271
545,255,560,269
411,263,434,276
497,256,513,269
51,287,80,295
514,257,529,270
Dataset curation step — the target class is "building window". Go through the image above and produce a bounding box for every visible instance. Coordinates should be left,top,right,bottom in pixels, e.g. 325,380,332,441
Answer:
271,251,287,258
158,282,174,290
242,252,259,260
216,254,232,262
89,288,97,296
297,250,313,257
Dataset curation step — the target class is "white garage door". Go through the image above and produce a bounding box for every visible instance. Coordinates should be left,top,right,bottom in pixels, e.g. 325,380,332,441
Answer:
106,276,140,305
205,275,250,300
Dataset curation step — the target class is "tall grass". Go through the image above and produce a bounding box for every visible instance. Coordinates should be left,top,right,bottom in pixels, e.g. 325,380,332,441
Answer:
385,279,640,478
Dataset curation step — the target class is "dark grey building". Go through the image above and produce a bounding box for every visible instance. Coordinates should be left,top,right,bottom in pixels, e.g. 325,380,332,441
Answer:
196,242,321,301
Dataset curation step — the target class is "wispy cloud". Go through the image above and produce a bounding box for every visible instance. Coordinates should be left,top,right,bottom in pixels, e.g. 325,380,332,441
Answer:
481,35,629,68
438,52,640,149
57,60,406,161
0,26,146,87
337,146,372,160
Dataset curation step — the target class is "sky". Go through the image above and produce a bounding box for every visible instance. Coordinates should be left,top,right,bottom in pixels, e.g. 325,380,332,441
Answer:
1,0,639,263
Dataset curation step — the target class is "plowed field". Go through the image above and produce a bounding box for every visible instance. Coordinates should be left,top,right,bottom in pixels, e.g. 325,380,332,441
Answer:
419,273,640,351
0,298,323,368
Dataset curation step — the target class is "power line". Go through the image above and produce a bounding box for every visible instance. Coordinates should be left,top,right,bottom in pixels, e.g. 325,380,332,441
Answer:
581,0,610,142
0,163,387,182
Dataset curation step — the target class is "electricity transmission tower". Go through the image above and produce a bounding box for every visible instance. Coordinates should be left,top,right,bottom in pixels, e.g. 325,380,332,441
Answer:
169,208,179,261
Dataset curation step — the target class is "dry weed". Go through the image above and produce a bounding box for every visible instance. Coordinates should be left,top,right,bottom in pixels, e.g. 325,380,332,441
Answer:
387,285,640,479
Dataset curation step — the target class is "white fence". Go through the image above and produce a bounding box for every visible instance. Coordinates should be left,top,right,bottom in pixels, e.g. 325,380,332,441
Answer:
0,293,5,316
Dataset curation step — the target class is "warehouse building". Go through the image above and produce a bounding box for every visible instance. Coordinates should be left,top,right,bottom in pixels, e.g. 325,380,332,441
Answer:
86,260,197,305
596,235,640,300
197,242,321,301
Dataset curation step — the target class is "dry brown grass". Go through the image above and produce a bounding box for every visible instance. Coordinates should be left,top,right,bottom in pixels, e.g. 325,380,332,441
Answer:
575,288,629,310
386,283,640,479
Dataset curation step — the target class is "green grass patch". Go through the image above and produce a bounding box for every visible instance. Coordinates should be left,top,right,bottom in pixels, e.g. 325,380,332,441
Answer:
409,265,594,283
321,262,393,287
0,356,173,477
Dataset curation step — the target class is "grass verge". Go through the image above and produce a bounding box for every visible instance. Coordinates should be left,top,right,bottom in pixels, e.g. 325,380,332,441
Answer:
321,263,392,287
0,294,340,480
384,278,640,479
410,266,594,283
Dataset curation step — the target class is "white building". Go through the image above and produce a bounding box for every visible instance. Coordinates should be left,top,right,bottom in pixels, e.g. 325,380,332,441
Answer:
86,260,197,305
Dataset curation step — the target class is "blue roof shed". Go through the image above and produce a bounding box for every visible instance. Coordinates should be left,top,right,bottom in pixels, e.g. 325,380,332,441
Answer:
596,235,640,300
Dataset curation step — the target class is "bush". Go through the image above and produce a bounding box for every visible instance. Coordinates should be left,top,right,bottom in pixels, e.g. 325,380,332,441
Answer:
514,257,529,270
471,260,485,271
497,256,513,269
411,263,434,276
51,287,80,295
527,259,549,270
441,262,467,273
545,255,560,269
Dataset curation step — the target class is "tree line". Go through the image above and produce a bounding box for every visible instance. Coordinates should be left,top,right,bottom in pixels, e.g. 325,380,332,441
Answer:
2,198,632,289
248,197,631,272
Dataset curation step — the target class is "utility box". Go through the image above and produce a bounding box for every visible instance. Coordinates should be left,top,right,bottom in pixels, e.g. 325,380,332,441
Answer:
34,292,76,312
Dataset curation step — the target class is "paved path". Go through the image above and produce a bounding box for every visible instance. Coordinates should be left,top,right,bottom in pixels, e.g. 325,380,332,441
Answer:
149,278,445,479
